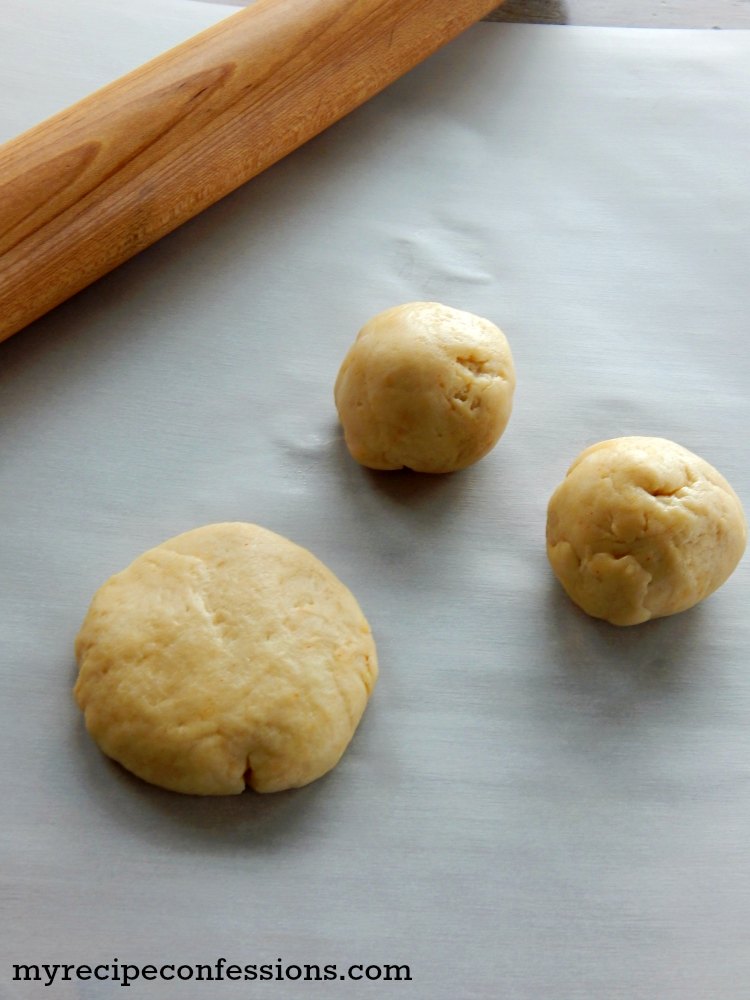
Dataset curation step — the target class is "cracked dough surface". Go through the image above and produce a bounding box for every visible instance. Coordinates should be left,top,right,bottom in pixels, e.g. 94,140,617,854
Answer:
334,301,515,473
74,523,378,795
546,437,746,626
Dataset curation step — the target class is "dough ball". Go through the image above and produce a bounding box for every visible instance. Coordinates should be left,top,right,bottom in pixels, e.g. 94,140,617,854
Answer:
334,301,515,473
546,437,746,626
74,523,378,795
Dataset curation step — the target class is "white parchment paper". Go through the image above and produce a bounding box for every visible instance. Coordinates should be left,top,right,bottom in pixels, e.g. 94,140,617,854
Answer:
2,2,749,997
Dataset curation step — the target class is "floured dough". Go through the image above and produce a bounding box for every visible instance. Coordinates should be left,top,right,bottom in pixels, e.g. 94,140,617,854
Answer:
74,523,378,795
334,301,515,473
546,437,746,626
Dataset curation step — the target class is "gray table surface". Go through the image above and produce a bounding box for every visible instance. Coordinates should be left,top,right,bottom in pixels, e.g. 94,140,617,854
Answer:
204,0,750,28
485,0,750,27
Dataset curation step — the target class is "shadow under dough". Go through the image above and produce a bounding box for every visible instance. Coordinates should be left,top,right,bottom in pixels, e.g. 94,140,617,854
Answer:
74,718,336,854
542,576,710,712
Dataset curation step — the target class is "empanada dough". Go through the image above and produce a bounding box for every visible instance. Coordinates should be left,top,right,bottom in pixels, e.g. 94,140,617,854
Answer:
334,302,515,473
546,437,746,626
74,523,378,795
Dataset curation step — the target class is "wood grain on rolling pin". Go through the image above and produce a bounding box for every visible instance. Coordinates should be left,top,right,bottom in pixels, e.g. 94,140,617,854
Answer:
0,0,500,343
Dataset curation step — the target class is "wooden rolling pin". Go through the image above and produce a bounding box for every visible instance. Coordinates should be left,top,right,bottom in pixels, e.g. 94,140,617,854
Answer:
0,0,500,343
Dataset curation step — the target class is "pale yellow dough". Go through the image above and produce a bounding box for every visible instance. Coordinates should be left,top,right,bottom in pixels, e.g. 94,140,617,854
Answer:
334,301,515,473
546,437,746,626
74,523,378,795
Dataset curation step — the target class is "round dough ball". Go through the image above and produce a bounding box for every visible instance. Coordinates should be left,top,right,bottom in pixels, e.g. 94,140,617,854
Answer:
74,523,378,795
334,301,515,473
546,437,746,626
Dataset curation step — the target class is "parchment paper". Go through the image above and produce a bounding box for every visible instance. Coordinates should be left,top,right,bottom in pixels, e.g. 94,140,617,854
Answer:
2,2,749,997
